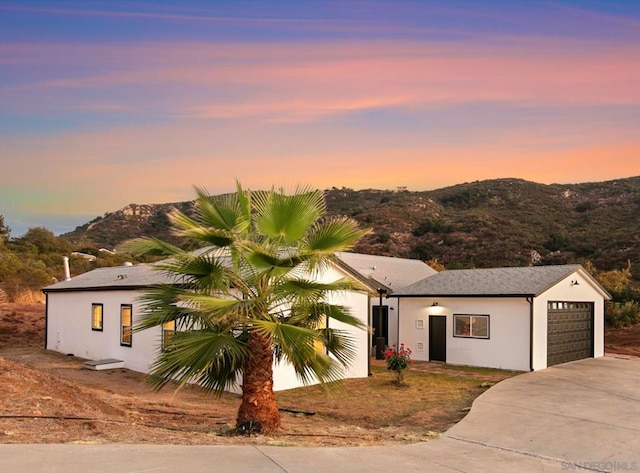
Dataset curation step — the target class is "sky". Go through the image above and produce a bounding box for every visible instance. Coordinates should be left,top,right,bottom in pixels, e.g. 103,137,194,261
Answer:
1,0,639,236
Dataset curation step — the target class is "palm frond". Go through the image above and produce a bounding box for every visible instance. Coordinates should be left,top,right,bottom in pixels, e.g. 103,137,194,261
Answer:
322,327,359,367
277,278,367,304
253,187,325,245
192,186,249,235
249,318,350,384
303,217,371,255
120,237,183,257
154,253,231,292
147,330,248,395
168,209,234,247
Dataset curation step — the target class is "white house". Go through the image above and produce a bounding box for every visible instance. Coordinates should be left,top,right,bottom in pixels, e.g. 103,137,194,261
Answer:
393,265,610,372
333,252,437,352
42,252,430,391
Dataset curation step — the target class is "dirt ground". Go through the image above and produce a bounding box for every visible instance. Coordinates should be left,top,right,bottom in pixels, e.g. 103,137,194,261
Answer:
5,303,626,446
605,324,640,357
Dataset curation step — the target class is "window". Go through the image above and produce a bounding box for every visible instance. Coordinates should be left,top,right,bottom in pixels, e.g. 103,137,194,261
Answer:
91,304,103,331
120,304,132,347
162,320,175,351
314,314,327,354
454,314,489,339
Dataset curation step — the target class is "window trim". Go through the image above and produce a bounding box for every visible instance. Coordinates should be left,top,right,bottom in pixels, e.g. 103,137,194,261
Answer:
453,314,490,339
91,303,103,332
120,304,133,347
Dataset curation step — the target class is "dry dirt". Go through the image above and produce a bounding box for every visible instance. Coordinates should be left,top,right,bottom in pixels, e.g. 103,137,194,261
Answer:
6,303,627,447
605,324,640,357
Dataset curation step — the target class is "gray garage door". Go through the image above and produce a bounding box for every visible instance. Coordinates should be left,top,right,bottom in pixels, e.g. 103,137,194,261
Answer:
547,301,593,367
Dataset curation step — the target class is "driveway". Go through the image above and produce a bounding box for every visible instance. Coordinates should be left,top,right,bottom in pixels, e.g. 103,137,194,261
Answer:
2,356,639,473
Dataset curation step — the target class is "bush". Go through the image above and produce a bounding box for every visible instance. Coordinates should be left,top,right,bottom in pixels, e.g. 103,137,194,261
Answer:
605,301,640,327
14,289,45,304
383,343,412,385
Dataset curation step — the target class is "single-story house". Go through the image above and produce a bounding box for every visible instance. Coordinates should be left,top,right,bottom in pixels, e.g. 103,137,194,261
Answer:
42,252,431,391
393,264,611,372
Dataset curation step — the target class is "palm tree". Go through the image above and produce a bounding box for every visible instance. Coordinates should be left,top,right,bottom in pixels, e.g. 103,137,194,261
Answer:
124,182,370,433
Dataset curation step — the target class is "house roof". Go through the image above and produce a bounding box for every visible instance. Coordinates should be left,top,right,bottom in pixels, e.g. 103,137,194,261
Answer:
42,264,172,292
334,252,437,293
43,251,434,294
394,264,610,298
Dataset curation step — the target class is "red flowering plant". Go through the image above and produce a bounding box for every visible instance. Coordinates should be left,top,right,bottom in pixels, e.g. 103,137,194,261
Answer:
383,343,412,385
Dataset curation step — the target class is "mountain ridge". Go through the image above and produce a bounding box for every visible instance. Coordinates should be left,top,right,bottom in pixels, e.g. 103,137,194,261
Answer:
62,176,640,274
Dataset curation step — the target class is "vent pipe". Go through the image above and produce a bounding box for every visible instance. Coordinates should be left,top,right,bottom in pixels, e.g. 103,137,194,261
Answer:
63,256,71,281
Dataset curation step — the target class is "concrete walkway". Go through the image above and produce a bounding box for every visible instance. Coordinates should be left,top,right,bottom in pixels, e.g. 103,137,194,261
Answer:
2,356,639,473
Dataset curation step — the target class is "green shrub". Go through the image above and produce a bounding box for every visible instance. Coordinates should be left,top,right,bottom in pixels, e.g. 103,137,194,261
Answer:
605,301,640,327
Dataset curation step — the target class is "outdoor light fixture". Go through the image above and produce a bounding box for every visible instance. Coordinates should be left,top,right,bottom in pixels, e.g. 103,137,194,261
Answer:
431,301,439,306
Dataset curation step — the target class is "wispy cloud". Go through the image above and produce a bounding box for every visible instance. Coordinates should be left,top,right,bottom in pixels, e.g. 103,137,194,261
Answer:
3,39,639,125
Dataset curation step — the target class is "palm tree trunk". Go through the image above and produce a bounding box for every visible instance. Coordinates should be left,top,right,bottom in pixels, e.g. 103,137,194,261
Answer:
236,332,281,433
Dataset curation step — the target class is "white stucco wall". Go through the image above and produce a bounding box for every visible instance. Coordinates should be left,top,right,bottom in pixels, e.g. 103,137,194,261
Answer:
396,270,607,372
46,262,370,393
46,290,161,373
397,297,531,372
269,262,371,392
531,271,606,370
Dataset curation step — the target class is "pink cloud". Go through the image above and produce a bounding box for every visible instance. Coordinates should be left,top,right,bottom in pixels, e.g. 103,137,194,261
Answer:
4,38,638,124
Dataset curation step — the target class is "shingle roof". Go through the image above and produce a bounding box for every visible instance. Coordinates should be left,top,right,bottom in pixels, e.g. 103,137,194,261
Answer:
42,264,173,292
335,252,436,293
43,251,436,294
395,264,593,297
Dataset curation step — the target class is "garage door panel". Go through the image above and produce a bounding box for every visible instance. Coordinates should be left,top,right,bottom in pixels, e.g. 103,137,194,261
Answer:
547,302,593,367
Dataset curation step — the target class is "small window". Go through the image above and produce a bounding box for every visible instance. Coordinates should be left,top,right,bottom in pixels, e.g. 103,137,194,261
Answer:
314,314,328,354
91,304,103,331
454,314,489,339
162,320,175,351
120,304,132,347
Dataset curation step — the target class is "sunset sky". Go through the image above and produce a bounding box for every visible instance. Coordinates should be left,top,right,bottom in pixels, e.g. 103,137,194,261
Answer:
1,1,639,236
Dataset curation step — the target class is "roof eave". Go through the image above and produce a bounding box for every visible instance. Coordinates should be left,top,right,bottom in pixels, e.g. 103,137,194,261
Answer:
43,284,153,293
392,293,536,298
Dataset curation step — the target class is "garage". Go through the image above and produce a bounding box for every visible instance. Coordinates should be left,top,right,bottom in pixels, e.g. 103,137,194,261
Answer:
547,301,594,367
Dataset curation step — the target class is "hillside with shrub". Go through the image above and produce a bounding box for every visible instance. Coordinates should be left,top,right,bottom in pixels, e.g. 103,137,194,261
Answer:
2,176,640,325
63,176,640,275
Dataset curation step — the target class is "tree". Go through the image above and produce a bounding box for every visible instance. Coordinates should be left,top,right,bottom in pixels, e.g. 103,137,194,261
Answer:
0,215,9,244
124,183,370,433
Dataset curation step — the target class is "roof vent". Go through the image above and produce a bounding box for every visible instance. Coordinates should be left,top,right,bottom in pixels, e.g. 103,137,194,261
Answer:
116,274,127,280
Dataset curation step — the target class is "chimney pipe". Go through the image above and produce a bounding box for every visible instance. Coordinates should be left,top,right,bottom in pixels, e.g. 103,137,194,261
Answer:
63,256,71,281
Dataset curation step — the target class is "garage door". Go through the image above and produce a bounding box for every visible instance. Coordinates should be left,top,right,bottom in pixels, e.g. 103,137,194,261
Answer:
547,301,593,367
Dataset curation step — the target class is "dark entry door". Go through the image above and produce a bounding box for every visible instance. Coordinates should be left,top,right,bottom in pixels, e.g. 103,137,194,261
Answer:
372,305,389,346
429,315,447,362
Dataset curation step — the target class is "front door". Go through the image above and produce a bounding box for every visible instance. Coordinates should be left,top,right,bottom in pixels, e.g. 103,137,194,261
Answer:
429,315,447,362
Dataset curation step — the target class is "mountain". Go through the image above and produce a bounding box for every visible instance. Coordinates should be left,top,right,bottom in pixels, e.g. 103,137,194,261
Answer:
62,176,640,275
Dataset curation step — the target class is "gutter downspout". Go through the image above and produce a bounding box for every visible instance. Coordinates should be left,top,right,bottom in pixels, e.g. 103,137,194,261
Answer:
526,297,534,371
44,291,48,350
367,295,372,376
396,297,400,351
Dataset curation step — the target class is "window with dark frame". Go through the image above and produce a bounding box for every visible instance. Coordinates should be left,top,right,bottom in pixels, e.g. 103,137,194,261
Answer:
120,304,132,347
453,314,489,339
91,303,103,331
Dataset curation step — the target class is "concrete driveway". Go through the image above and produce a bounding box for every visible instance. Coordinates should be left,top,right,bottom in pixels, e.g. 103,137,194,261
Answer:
2,356,639,473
